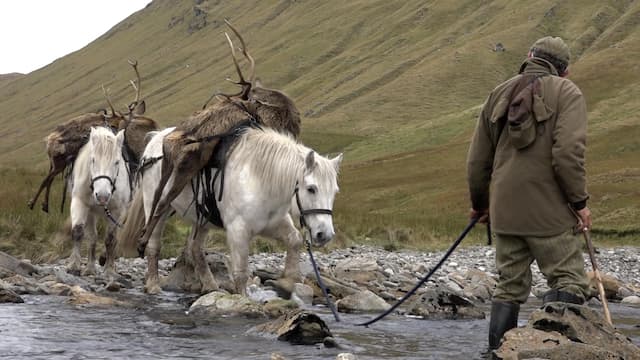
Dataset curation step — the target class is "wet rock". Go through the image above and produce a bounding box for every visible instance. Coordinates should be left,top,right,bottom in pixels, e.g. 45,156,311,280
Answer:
189,291,264,318
336,353,358,360
0,288,24,303
249,309,332,345
263,298,299,318
54,268,91,289
406,284,485,320
45,282,74,296
68,285,124,306
587,271,624,300
0,251,38,277
621,295,640,305
291,283,314,305
105,281,121,292
2,274,48,295
304,274,358,300
336,289,390,313
334,256,380,285
617,286,634,299
495,303,640,360
247,283,280,303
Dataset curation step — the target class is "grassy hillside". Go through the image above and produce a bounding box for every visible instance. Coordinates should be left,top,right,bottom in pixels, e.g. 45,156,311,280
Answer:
1,0,639,259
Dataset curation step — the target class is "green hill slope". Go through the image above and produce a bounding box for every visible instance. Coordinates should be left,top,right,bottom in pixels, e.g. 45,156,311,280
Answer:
1,0,638,257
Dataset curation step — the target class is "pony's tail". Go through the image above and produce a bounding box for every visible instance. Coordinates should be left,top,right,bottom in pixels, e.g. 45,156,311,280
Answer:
116,187,146,258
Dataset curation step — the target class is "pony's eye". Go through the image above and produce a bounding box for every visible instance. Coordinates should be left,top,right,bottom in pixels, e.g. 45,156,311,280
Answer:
307,187,316,195
115,160,120,166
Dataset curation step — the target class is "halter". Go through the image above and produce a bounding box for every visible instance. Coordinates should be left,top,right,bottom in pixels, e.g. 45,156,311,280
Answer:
89,175,117,193
89,168,122,227
294,185,333,229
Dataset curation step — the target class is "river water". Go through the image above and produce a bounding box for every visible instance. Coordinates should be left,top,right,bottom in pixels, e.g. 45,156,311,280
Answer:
1,291,638,360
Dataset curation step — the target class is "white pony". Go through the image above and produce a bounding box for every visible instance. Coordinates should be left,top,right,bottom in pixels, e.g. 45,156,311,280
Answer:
68,126,130,276
120,126,342,294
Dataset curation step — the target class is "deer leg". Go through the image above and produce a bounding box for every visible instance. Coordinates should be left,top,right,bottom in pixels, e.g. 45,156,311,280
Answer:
82,216,98,276
139,145,205,256
43,159,66,213
28,164,56,211
191,224,218,294
137,156,174,257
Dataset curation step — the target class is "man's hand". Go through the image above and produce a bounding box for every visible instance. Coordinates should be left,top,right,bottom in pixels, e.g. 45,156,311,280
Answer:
576,207,592,232
470,208,489,223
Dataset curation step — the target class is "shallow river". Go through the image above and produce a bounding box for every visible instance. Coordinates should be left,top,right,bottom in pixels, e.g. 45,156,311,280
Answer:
1,291,638,360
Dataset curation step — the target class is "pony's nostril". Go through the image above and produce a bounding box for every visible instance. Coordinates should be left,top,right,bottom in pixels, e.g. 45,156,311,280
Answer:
316,232,324,241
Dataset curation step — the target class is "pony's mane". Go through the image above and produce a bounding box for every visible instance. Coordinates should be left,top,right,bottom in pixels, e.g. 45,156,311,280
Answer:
89,127,121,164
232,127,336,196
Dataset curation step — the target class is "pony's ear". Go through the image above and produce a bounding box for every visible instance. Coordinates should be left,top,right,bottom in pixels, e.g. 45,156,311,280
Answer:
331,153,343,172
305,151,316,172
115,129,125,148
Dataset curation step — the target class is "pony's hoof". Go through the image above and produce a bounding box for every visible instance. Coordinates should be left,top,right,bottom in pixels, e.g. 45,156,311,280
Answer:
265,278,295,298
27,200,35,210
200,283,219,295
82,267,96,277
137,242,147,258
41,203,49,213
144,283,162,294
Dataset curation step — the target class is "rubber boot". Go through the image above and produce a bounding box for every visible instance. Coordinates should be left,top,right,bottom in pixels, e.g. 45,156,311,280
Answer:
542,289,584,305
488,301,520,350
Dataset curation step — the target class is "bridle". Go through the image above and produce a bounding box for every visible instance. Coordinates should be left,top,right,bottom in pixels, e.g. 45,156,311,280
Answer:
294,185,333,230
89,167,122,228
90,175,117,194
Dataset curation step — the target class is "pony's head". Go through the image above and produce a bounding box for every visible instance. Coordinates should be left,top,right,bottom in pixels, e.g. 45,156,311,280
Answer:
296,151,343,247
88,127,125,206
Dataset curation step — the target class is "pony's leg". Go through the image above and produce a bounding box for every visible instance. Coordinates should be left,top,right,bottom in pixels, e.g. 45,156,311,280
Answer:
82,215,98,276
102,222,118,279
225,224,251,296
67,198,88,274
262,215,303,289
191,224,218,294
144,211,169,294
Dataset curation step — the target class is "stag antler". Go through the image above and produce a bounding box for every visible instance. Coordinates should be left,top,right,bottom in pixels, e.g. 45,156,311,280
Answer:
128,59,141,105
223,19,256,99
101,84,118,118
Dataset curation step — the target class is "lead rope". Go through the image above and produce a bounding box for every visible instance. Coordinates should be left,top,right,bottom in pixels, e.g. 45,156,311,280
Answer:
304,231,341,322
356,217,480,327
103,206,122,228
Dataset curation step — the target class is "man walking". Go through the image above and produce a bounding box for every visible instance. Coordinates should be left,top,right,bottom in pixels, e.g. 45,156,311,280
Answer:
466,36,591,350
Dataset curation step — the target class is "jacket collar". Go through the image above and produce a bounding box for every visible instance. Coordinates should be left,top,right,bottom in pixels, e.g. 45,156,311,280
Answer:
518,58,560,76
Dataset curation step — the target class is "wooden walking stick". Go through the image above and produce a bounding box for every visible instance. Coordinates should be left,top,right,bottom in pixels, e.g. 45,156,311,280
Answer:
583,228,613,326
